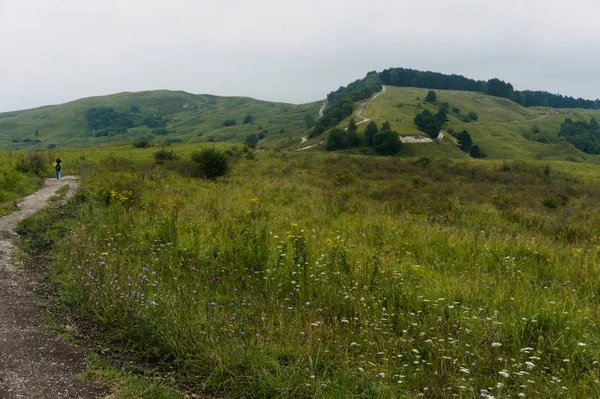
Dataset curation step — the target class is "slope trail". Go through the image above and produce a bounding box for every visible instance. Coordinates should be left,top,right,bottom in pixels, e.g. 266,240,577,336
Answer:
0,176,107,399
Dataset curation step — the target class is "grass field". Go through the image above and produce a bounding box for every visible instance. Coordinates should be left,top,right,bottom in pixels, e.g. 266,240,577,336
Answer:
12,144,600,398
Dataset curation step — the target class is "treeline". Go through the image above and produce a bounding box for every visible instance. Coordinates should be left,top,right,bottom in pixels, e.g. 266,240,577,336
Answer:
379,67,600,109
86,106,169,137
558,117,600,154
311,72,382,137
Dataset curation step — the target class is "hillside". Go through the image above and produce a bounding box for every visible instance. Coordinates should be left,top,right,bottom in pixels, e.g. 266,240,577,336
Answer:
317,86,600,161
0,90,322,149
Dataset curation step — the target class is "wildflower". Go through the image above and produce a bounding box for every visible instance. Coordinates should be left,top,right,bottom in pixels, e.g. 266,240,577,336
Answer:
491,342,502,348
499,371,510,378
578,342,587,347
305,301,311,306
525,361,535,369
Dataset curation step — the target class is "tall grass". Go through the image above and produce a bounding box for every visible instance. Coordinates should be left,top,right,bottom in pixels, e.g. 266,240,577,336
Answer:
0,150,49,216
33,150,600,397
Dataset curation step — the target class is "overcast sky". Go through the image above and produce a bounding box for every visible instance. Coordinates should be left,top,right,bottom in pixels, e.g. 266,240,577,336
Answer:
1,0,599,112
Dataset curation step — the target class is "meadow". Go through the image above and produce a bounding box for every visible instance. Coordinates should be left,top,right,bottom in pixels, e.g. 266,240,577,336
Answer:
12,143,600,398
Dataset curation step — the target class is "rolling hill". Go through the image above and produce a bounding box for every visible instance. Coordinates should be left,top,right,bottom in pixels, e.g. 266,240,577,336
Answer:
303,85,600,162
0,90,322,150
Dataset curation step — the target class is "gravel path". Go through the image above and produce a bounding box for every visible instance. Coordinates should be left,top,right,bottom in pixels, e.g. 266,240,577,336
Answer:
0,176,107,399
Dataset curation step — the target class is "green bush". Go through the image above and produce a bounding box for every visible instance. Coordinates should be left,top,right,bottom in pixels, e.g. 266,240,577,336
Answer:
153,148,177,164
190,147,229,179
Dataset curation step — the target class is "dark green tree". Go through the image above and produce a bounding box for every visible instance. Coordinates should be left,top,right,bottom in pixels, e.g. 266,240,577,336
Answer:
457,130,473,153
381,121,392,131
425,90,437,103
245,133,259,148
469,144,486,158
414,110,443,139
326,128,349,151
364,121,379,146
304,114,315,129
243,114,253,124
191,147,229,179
223,119,237,126
348,118,357,134
372,130,402,155
468,111,479,121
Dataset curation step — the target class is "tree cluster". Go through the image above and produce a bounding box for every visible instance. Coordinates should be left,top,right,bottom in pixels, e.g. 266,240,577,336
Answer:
413,108,447,139
86,107,135,136
312,73,382,137
326,120,402,155
378,67,599,110
558,117,600,154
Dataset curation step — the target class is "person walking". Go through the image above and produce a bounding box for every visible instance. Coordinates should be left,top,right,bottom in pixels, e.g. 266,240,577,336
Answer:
53,158,62,181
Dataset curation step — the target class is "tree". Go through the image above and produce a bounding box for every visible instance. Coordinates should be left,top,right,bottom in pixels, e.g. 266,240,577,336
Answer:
364,121,379,146
414,110,443,139
425,90,437,103
457,130,473,153
468,111,479,121
245,133,259,148
348,118,357,134
243,114,253,124
435,108,448,123
326,128,349,151
372,130,402,155
469,144,486,158
381,121,392,131
191,147,229,179
223,119,237,127
304,114,315,129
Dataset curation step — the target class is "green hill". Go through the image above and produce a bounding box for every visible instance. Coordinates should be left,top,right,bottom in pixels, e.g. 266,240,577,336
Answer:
0,90,322,149
324,86,600,161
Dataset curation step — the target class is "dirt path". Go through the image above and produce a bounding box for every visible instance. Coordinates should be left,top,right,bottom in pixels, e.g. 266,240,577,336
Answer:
0,176,107,399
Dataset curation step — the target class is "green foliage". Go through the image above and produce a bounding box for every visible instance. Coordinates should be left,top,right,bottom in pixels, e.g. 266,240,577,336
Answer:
364,121,379,146
413,109,444,138
468,111,479,121
347,118,357,133
245,133,259,148
326,128,360,151
380,66,600,109
425,90,437,103
457,130,473,152
372,130,402,155
558,117,600,154
153,148,177,164
223,119,237,127
313,73,382,136
86,107,135,136
190,147,229,179
14,150,50,175
304,114,315,129
243,114,253,124
133,138,150,148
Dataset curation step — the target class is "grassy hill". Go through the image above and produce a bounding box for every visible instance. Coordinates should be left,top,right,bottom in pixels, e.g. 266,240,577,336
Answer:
0,90,322,150
325,86,600,162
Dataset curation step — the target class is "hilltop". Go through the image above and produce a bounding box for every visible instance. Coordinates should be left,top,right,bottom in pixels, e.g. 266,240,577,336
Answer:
0,90,321,150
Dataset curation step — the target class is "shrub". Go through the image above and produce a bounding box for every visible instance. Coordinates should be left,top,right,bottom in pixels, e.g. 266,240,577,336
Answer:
154,148,177,164
14,151,49,175
133,138,150,148
190,147,229,179
468,111,479,121
223,119,237,127
243,114,253,124
372,131,402,155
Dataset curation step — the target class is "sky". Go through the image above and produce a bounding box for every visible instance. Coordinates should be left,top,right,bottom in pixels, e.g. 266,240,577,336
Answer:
1,0,600,112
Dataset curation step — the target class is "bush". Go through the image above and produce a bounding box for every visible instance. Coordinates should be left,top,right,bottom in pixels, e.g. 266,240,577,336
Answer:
14,151,48,175
190,147,229,179
372,131,402,155
223,119,237,127
468,111,479,121
154,148,177,164
243,115,253,124
133,139,150,148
